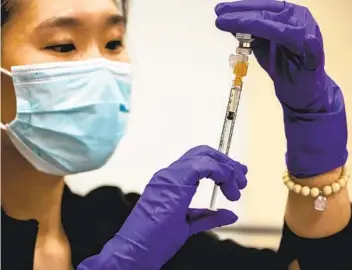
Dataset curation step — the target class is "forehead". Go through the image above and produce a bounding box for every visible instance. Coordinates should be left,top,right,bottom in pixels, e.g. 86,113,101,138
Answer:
18,0,122,25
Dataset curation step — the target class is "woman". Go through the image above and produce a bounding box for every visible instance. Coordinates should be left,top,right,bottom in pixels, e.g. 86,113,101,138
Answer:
1,1,351,270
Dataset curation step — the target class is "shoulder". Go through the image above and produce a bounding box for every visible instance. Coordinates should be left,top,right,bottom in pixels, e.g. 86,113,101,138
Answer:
63,185,140,215
63,185,141,267
63,185,141,230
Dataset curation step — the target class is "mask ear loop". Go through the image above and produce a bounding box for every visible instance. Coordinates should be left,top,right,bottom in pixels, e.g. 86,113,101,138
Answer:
0,67,12,78
0,123,7,130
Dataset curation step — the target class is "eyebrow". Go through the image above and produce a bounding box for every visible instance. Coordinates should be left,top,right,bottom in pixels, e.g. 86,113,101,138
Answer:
35,14,126,30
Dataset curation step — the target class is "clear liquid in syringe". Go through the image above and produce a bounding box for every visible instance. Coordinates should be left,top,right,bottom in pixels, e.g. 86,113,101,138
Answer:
218,84,242,155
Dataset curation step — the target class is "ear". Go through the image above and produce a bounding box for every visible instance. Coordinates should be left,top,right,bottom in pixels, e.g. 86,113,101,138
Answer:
1,72,17,124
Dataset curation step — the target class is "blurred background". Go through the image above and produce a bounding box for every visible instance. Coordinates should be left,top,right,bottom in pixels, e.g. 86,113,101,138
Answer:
66,0,352,250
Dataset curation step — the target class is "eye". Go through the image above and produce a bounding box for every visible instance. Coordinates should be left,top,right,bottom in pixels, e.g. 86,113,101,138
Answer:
45,43,76,53
106,40,122,51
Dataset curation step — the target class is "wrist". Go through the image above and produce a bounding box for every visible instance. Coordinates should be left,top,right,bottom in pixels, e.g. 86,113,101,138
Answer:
107,233,159,270
284,167,351,238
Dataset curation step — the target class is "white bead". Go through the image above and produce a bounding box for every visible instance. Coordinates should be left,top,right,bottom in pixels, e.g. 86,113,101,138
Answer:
301,186,310,196
293,184,302,194
341,167,348,177
287,181,294,190
310,187,320,198
338,178,346,188
323,186,332,196
282,167,350,201
332,183,341,193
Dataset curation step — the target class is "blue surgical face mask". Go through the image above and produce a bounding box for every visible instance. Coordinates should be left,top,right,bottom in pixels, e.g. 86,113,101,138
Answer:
0,58,132,176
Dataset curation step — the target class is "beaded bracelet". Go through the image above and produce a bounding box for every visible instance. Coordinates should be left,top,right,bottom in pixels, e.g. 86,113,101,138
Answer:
283,166,350,212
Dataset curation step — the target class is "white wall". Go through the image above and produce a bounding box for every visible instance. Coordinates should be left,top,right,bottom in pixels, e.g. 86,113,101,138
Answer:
66,0,352,229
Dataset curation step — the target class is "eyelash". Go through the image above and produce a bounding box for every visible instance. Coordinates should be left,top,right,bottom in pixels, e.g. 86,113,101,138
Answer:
45,40,123,53
106,40,122,51
45,44,75,53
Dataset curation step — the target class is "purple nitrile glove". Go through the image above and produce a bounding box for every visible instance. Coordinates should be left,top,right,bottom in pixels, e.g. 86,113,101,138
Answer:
77,145,247,270
215,0,348,177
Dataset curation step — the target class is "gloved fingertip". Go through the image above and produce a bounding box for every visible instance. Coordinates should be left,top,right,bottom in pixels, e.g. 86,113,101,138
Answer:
233,163,247,190
214,2,225,16
221,184,241,201
240,164,248,174
214,17,223,31
237,175,248,190
216,209,238,225
233,189,241,201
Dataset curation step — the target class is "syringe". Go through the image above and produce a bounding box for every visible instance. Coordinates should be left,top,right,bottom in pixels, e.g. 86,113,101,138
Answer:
209,33,253,209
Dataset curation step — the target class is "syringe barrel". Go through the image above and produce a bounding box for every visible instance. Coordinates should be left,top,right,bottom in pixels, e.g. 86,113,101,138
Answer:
210,83,243,209
210,33,253,210
228,85,242,114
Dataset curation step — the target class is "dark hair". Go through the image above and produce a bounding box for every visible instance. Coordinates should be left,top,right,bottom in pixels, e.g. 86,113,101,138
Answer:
1,0,129,27
121,0,128,18
1,0,13,26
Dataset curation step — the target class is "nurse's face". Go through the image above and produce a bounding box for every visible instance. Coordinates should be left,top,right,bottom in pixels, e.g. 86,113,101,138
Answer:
1,0,129,126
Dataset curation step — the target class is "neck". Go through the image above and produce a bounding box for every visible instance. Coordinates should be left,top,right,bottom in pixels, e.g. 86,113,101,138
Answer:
1,145,65,234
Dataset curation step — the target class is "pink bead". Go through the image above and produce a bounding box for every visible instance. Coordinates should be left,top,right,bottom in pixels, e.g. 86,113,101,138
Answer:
314,196,327,211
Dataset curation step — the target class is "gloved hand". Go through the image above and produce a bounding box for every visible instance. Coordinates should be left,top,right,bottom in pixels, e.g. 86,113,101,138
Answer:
215,0,348,177
78,145,247,270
